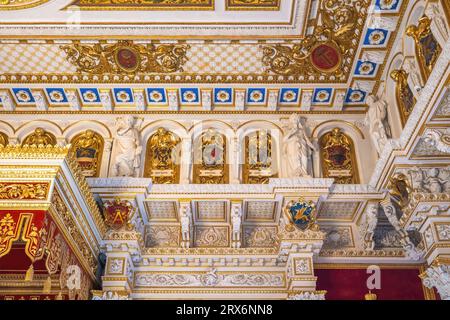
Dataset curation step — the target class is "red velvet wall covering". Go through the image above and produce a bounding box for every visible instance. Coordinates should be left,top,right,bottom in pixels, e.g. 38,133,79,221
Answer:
315,268,428,300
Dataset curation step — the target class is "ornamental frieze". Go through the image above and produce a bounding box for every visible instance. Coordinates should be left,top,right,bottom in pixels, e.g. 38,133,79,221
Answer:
68,0,214,10
0,182,49,200
134,269,285,287
60,41,190,75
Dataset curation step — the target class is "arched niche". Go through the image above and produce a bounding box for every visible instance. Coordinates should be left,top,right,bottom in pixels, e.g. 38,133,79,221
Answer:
237,121,281,183
16,120,62,145
21,127,57,146
69,130,105,178
243,130,278,184
319,128,360,184
192,128,229,184
143,127,182,184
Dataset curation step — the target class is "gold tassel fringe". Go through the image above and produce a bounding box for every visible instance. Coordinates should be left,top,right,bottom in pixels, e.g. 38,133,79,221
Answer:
24,264,34,282
42,276,52,294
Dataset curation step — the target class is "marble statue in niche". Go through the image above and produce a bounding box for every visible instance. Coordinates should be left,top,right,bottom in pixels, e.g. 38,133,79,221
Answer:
282,114,315,178
112,116,143,177
365,94,392,156
402,58,424,99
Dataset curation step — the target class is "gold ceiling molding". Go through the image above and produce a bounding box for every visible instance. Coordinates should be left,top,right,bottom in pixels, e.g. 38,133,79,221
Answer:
226,0,280,11
67,0,214,10
0,0,49,10
60,40,190,75
0,144,70,159
262,0,366,79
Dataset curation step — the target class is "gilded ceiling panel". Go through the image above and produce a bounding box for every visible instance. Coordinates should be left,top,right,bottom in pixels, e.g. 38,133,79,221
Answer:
68,0,214,10
0,0,49,10
226,0,280,10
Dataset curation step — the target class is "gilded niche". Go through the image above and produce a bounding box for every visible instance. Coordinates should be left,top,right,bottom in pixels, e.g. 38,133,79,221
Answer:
68,0,214,10
390,69,416,126
70,130,104,178
406,16,442,80
262,0,363,78
61,40,190,75
0,132,8,146
319,128,359,184
144,127,181,184
243,130,276,184
22,128,57,146
193,129,228,184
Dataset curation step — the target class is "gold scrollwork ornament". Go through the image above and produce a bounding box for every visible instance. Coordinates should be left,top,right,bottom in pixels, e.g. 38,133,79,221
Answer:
262,0,360,77
61,40,190,75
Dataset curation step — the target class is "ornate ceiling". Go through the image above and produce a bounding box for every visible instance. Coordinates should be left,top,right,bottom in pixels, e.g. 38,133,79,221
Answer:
0,0,406,112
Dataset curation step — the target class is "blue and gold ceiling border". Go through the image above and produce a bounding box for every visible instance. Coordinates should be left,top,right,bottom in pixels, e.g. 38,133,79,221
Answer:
66,0,214,10
0,0,50,10
226,0,280,11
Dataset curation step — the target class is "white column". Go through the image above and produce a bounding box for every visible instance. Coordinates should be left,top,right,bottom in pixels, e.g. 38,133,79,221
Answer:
180,137,192,184
100,138,113,178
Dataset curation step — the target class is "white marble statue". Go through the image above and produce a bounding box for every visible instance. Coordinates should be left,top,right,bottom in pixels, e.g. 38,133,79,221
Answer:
180,204,191,248
113,116,143,177
365,94,392,156
425,3,449,47
365,203,379,250
282,114,315,177
403,58,423,99
231,205,242,248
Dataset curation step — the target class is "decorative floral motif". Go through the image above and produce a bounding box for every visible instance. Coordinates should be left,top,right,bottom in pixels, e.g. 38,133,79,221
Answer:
356,61,376,76
80,89,100,103
247,89,265,103
47,89,67,103
13,89,34,103
147,89,166,103
281,89,298,103
214,89,232,103
313,89,332,103
113,89,133,103
376,0,399,11
345,89,366,103
180,89,199,104
366,29,387,45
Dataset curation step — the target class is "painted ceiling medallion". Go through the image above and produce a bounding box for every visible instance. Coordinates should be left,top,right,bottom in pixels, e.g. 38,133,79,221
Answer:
0,0,49,10
68,0,214,10
61,40,190,74
310,43,341,73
